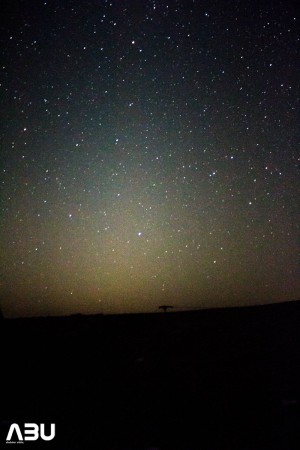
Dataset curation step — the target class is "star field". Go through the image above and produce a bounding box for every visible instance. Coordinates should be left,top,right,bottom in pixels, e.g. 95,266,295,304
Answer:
1,0,299,317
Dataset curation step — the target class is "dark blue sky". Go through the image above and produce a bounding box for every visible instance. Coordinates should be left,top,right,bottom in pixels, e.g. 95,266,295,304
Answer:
1,0,299,317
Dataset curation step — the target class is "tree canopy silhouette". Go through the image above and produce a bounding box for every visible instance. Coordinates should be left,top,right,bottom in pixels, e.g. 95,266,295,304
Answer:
158,305,174,312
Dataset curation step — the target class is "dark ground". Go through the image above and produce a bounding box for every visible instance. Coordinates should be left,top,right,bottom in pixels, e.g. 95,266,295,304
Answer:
2,300,300,449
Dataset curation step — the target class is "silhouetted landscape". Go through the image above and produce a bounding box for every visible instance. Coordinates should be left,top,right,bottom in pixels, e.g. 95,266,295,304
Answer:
2,300,300,449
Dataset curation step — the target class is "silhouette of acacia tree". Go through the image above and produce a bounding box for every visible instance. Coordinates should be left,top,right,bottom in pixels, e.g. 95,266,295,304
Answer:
158,305,174,312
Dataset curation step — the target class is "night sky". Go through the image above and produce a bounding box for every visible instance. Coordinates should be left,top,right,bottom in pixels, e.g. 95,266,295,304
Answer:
1,0,299,317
